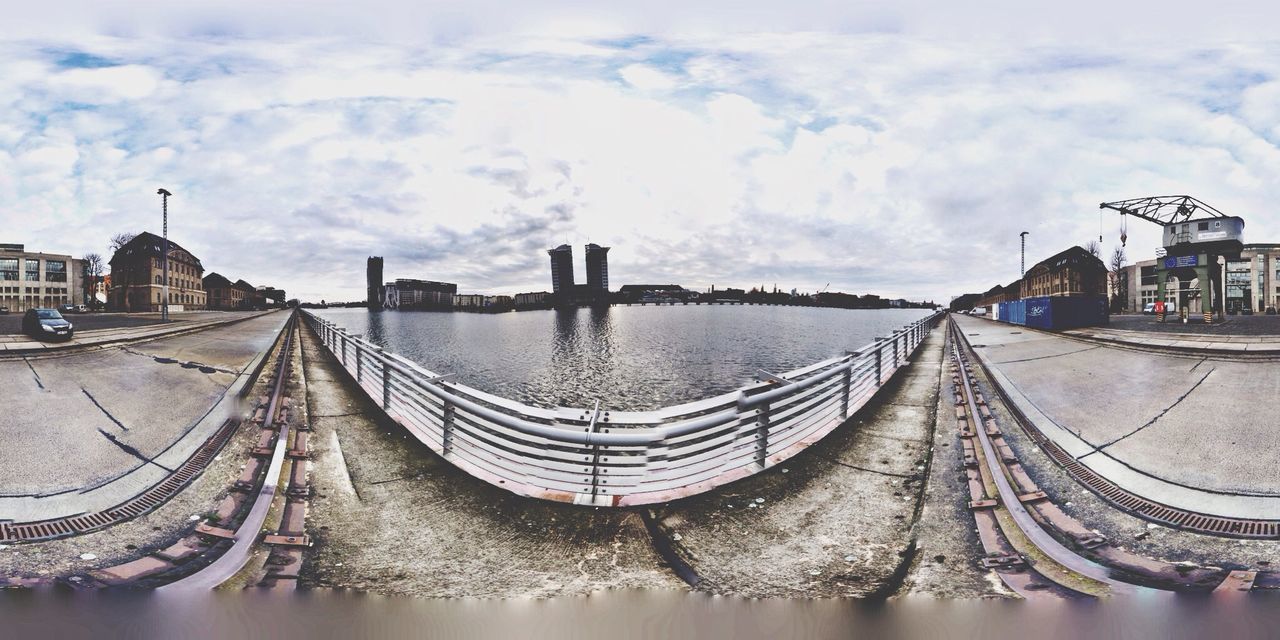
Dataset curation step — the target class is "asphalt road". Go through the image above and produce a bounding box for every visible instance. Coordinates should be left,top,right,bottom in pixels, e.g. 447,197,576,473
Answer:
0,311,271,336
0,311,289,498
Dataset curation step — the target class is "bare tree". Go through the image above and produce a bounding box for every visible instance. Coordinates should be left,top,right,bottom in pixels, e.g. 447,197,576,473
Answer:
1085,239,1101,258
108,232,137,253
1109,246,1127,311
107,232,137,311
83,253,104,309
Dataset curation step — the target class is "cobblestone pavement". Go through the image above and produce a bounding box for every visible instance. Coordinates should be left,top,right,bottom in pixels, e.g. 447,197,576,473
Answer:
1107,314,1280,336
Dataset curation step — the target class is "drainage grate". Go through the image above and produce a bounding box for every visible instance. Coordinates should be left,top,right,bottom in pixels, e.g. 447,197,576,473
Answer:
0,418,242,544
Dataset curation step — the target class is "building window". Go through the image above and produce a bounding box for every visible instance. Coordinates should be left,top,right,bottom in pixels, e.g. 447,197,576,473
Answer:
0,257,17,280
45,260,66,282
24,259,40,281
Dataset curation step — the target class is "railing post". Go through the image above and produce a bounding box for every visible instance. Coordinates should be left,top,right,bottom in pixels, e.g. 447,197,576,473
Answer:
875,338,884,386
755,403,770,468
840,366,851,419
382,359,391,410
892,332,899,367
355,341,363,382
339,331,347,367
442,400,455,458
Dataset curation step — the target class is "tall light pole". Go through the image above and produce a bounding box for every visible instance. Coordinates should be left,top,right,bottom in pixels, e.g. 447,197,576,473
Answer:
158,188,172,322
1019,231,1029,278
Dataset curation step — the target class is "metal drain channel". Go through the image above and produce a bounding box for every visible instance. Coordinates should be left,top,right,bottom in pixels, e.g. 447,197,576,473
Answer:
955,321,1280,540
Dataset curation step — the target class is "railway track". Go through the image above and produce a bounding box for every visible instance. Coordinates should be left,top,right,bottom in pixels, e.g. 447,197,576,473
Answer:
159,310,309,592
0,311,313,591
946,317,1265,599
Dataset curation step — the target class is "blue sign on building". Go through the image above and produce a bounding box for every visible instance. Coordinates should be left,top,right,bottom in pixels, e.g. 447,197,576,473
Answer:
1163,255,1199,269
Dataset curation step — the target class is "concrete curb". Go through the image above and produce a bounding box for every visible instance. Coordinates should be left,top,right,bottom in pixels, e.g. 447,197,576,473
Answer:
0,310,282,360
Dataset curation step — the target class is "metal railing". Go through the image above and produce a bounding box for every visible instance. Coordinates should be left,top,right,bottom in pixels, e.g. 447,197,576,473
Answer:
303,309,944,506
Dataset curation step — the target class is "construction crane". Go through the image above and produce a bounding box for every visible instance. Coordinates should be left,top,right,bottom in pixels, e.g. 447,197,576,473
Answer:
818,283,829,294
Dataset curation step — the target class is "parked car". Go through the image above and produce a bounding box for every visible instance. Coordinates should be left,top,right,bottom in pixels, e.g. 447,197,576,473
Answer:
1243,307,1255,316
0,306,8,315
73,304,89,314
1142,302,1156,315
1267,307,1277,316
22,308,74,341
57,304,76,314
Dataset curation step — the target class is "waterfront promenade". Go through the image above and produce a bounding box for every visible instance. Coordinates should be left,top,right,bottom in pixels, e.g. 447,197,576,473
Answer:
0,311,288,523
954,314,1280,519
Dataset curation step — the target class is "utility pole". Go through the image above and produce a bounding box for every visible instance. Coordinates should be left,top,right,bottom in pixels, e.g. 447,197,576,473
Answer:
158,188,172,322
1019,231,1029,278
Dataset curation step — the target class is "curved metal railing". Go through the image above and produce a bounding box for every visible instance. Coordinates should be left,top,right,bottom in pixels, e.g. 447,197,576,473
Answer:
302,309,943,506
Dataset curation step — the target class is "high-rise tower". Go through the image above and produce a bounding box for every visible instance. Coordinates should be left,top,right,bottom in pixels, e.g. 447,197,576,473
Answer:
585,243,610,296
366,256,384,309
548,244,575,295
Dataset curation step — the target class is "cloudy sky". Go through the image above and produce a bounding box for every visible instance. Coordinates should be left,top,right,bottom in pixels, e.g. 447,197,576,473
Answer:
2,2,1278,303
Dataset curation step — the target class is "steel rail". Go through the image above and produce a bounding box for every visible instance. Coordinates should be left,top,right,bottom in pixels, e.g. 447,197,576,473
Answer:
158,311,299,593
302,309,944,504
948,319,1163,598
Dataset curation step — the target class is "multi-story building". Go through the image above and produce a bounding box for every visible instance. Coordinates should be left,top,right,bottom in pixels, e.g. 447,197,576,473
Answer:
1118,243,1280,314
390,279,456,309
454,294,485,309
234,280,264,309
203,272,238,310
108,232,206,312
514,291,552,309
585,243,610,295
547,244,575,296
257,286,286,307
1021,246,1108,298
367,256,383,309
1226,243,1280,313
0,243,85,312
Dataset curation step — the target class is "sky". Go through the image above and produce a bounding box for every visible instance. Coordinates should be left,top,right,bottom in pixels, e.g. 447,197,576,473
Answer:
1,2,1279,303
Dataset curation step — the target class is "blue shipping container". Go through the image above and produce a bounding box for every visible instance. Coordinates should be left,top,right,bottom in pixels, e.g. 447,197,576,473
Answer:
1020,296,1108,330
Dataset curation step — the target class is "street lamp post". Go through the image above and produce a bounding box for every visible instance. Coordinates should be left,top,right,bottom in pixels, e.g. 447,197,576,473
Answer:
1019,231,1029,278
158,188,172,322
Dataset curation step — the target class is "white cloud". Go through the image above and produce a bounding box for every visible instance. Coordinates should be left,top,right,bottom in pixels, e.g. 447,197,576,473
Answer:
1,29,1278,304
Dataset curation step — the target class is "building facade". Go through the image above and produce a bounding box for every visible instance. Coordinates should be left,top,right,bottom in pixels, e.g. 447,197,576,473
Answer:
108,232,206,312
381,279,455,309
548,244,574,296
367,256,383,309
1226,243,1280,313
0,243,85,312
585,243,610,295
203,272,238,310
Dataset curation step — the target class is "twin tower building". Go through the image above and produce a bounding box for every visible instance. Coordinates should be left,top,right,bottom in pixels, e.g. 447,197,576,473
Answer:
365,243,611,310
548,243,610,305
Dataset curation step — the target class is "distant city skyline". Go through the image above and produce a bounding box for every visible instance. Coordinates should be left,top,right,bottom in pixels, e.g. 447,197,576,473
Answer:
3,5,1280,303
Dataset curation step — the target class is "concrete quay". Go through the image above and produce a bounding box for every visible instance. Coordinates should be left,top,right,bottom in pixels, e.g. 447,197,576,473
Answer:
298,317,947,598
0,311,289,524
0,310,277,356
953,314,1280,520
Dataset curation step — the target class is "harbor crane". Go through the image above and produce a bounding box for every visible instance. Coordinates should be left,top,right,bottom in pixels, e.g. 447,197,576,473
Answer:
1099,195,1245,323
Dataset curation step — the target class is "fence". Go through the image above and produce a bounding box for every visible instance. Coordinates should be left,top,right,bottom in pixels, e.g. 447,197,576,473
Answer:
303,309,944,506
